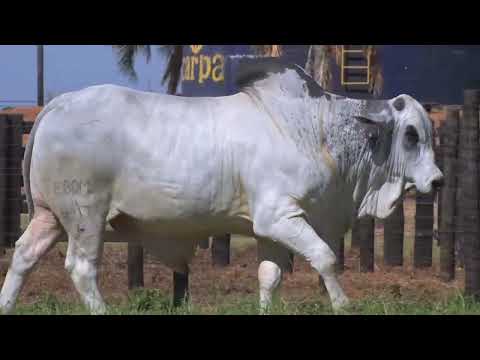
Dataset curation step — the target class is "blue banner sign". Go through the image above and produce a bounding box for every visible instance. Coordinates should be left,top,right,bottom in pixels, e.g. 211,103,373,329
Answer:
181,45,480,105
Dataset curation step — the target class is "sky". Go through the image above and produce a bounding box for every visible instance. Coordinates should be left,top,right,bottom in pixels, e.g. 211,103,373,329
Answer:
0,45,168,108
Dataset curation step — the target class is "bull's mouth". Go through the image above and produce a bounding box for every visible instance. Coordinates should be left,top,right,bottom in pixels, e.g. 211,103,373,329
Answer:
389,183,416,211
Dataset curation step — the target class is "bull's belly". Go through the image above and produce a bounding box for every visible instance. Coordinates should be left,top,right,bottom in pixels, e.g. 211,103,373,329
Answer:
108,212,254,273
109,174,253,238
108,211,254,240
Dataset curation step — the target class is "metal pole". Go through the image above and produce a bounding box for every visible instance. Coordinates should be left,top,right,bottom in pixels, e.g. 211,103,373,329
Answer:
37,45,44,106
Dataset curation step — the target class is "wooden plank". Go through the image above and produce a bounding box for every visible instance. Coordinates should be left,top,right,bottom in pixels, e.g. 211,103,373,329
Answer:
5,115,23,246
286,251,294,274
334,236,345,274
439,107,460,281
350,212,361,248
414,194,434,268
211,234,230,267
173,271,189,307
384,201,404,267
359,216,375,272
198,237,210,250
459,89,480,299
127,243,144,290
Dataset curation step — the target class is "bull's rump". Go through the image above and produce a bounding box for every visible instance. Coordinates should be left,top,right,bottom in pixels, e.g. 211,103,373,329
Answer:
29,85,252,236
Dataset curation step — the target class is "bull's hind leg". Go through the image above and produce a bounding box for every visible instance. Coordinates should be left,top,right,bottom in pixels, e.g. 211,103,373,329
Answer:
0,207,65,314
63,213,107,315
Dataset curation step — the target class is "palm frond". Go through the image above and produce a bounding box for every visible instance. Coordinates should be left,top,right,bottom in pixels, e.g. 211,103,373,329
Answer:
160,45,183,95
112,45,152,81
251,45,283,57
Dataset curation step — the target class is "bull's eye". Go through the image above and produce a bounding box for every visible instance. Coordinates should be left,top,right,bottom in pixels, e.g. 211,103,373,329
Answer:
405,125,419,146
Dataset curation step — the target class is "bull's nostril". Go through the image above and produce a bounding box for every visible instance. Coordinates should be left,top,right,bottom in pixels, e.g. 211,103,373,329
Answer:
432,178,444,189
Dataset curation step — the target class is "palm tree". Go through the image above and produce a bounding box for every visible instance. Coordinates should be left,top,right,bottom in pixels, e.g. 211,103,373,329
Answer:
112,45,183,95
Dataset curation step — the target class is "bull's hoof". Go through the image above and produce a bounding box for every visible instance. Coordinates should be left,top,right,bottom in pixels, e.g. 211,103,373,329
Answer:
258,304,271,315
90,307,107,315
0,299,15,315
88,301,108,315
332,296,350,314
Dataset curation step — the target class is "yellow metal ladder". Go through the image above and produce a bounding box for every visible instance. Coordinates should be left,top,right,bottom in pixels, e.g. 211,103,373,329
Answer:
341,46,371,86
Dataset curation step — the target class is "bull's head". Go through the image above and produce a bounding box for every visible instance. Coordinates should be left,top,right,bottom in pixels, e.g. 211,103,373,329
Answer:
354,95,443,219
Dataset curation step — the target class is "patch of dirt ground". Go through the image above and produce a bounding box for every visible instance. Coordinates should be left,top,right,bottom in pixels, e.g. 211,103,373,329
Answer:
0,241,463,310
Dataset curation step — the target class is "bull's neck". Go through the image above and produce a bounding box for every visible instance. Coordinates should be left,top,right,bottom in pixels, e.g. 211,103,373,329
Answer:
245,86,377,207
243,87,325,158
323,98,375,202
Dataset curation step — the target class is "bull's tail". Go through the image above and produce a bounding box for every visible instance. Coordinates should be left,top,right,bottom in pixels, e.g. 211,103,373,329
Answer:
23,94,73,222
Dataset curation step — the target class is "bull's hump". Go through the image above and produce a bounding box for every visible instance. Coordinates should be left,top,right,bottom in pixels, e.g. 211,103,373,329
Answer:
235,58,324,99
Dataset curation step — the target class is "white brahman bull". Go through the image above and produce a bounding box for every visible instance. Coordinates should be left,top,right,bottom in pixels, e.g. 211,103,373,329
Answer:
0,59,442,314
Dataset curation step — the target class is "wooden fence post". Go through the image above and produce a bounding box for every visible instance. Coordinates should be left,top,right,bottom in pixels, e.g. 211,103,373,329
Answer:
439,106,460,281
173,271,189,307
359,216,375,272
351,212,360,249
384,201,405,267
435,119,444,246
334,236,345,273
211,234,231,267
127,243,144,290
5,114,23,247
286,252,294,273
459,89,480,299
198,237,210,250
414,193,435,268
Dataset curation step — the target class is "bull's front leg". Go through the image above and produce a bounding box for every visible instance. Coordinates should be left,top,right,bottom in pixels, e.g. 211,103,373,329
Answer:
253,199,349,313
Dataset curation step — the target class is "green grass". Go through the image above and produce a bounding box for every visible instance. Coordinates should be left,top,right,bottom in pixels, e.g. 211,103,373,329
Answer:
9,288,480,315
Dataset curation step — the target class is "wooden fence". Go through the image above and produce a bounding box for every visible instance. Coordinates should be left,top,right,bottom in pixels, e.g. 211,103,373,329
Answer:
1,92,480,302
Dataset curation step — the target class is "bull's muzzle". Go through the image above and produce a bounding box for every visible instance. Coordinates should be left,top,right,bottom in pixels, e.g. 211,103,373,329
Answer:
431,177,444,189
424,170,444,193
